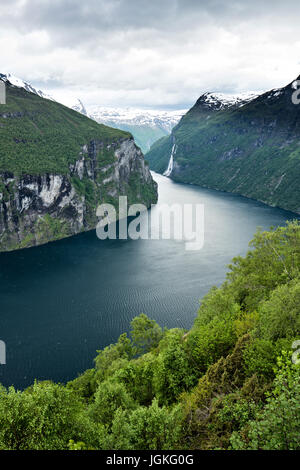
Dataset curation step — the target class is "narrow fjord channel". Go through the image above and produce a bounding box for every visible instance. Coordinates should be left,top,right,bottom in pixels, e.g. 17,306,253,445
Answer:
0,172,298,389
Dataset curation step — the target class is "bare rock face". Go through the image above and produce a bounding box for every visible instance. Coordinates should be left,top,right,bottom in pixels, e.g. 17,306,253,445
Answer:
0,137,157,251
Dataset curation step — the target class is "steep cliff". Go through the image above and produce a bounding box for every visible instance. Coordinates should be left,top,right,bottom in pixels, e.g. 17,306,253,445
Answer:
0,80,157,251
146,75,300,214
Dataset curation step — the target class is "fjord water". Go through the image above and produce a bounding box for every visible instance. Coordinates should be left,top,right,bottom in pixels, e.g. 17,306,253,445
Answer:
0,172,298,389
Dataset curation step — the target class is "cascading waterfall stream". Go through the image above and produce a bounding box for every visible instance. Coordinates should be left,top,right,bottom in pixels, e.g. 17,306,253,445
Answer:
163,143,176,177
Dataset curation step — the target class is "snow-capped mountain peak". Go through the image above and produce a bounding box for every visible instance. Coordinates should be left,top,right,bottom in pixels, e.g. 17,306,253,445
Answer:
0,72,54,101
87,106,187,153
71,98,88,116
196,91,259,110
88,106,187,133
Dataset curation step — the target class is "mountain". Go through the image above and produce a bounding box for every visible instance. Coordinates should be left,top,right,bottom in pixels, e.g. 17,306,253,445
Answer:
0,74,178,154
146,91,260,173
0,72,54,101
2,73,184,154
190,91,259,111
146,77,300,214
71,98,88,116
85,106,186,153
0,77,157,251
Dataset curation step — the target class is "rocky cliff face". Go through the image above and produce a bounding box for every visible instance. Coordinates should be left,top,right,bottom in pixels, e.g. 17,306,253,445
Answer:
0,137,157,251
0,79,158,251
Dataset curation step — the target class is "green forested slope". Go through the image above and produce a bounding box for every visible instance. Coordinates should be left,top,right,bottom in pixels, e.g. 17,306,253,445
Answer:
0,83,131,175
146,76,300,213
0,81,157,251
0,221,299,450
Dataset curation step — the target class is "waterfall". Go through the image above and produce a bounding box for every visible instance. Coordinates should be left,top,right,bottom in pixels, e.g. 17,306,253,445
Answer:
163,144,176,177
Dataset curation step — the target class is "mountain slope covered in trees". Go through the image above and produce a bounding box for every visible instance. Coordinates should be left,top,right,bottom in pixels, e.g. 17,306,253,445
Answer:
0,221,299,450
146,76,300,214
0,79,157,251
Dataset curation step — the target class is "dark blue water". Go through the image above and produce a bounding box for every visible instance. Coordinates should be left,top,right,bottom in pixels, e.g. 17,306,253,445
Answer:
0,172,298,389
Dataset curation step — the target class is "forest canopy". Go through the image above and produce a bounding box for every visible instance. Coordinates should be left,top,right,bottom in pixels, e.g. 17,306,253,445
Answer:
0,221,299,450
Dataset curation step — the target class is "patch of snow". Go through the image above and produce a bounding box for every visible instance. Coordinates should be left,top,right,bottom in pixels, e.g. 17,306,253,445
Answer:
200,91,260,109
88,106,187,133
71,98,88,116
0,72,54,101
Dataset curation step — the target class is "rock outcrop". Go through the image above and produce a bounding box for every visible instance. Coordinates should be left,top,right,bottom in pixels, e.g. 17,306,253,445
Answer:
0,136,157,251
0,81,157,251
0,137,157,251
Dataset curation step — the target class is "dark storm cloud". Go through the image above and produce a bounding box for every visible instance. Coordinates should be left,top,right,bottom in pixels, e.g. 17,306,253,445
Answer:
5,0,297,45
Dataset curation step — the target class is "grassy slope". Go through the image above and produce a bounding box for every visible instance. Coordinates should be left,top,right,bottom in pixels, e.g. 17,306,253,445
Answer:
0,83,131,175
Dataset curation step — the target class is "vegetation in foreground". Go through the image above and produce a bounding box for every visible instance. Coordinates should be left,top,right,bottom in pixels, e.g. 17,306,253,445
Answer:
0,221,300,450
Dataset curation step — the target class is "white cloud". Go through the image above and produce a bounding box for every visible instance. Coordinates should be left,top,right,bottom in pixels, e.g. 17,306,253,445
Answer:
1,0,300,108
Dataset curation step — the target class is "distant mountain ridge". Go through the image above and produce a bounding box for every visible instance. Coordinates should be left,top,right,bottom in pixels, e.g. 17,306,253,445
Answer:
88,106,186,132
146,75,300,214
80,105,187,153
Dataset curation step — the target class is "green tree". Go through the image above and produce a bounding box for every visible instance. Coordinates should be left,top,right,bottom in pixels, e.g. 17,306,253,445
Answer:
130,313,163,354
104,400,182,450
114,352,157,405
89,379,136,427
257,280,300,341
153,329,196,404
0,381,98,450
227,221,300,312
231,355,300,450
94,333,134,380
187,310,238,374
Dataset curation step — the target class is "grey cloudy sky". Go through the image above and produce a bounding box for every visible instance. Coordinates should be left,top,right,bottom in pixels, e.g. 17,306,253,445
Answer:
1,0,300,108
